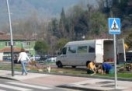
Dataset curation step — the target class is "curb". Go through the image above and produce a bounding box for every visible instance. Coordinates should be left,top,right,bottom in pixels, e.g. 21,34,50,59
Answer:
47,72,132,82
57,85,106,91
0,76,18,81
57,84,124,91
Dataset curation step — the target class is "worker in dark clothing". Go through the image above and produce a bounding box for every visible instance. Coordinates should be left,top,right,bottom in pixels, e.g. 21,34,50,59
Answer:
102,62,113,74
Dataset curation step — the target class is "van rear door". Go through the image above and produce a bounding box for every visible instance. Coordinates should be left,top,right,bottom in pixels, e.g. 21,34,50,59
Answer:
95,40,103,63
103,40,114,62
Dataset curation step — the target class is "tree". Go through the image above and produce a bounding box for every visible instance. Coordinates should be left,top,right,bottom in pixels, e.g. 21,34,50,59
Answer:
59,8,67,38
34,41,49,55
102,0,129,18
125,30,132,49
67,4,88,40
90,11,107,35
49,18,60,38
56,38,69,50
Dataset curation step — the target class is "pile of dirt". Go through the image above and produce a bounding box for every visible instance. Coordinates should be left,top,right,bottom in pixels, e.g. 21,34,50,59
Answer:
118,63,132,72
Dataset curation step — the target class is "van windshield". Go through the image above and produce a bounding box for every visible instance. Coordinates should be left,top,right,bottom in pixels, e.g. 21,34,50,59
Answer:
61,47,66,55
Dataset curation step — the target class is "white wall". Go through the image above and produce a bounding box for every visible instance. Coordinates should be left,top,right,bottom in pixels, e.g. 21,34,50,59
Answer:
0,53,3,61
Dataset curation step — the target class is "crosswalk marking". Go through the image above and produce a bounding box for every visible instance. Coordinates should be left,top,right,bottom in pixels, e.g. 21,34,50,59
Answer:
8,82,52,90
0,90,6,91
0,84,31,91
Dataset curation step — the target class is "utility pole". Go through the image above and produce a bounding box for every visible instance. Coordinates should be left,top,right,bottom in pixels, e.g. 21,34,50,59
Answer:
6,0,14,76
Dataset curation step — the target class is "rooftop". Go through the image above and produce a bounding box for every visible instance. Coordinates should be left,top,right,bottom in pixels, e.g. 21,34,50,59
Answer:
0,47,22,52
0,32,35,41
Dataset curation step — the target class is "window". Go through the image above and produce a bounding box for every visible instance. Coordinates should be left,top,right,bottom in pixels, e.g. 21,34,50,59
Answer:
22,42,26,47
27,42,30,45
62,47,67,55
89,46,95,53
78,46,87,53
68,46,76,53
5,41,16,46
5,42,11,46
13,42,16,46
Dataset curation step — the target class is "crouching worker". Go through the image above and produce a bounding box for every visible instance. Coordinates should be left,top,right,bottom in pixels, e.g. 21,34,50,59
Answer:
87,61,96,75
102,62,114,74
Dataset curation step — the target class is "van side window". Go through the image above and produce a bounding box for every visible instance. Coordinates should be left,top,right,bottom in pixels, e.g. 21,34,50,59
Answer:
62,47,66,54
68,46,76,53
78,46,87,53
89,46,95,53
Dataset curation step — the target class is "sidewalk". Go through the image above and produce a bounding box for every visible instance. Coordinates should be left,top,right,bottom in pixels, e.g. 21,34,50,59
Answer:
0,70,50,81
0,70,132,91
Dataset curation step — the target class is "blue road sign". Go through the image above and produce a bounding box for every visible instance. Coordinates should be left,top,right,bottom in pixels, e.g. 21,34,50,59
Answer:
108,18,121,34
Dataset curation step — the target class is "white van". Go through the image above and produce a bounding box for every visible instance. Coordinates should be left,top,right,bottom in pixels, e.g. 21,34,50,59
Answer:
56,39,125,68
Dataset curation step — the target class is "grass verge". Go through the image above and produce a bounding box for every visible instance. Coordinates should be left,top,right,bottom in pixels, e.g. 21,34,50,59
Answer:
0,62,132,79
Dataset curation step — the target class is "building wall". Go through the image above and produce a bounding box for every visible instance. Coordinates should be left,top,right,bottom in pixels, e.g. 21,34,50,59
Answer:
0,53,3,61
23,41,36,55
0,41,7,49
0,40,36,55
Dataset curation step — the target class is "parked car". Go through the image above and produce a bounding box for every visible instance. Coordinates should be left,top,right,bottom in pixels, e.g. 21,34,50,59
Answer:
45,57,57,62
3,56,11,61
30,55,41,61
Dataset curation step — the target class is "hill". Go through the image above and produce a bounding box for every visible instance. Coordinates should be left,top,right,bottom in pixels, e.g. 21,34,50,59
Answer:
0,0,95,28
0,0,80,24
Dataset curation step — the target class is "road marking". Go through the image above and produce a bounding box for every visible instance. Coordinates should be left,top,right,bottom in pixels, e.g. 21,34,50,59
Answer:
0,84,31,91
0,90,6,91
8,82,52,90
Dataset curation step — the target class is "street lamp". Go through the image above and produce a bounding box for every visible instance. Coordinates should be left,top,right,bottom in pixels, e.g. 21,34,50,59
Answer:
6,0,14,76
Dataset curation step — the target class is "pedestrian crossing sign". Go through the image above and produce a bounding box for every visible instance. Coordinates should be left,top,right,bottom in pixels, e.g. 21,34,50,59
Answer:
108,18,121,34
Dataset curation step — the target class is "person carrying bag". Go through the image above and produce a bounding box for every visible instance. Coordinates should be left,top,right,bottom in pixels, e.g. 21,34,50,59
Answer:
18,48,30,75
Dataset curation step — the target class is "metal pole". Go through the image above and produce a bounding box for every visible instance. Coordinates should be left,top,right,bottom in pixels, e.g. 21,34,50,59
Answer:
6,0,14,76
114,34,117,89
122,39,126,62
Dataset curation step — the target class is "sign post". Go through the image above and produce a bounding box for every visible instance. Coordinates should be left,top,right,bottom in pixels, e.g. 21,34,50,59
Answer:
108,18,121,89
6,0,14,76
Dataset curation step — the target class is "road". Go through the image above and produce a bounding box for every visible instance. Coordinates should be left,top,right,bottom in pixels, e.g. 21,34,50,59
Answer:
0,78,81,91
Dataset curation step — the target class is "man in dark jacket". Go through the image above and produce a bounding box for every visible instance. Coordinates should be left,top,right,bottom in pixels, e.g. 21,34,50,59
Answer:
102,62,113,74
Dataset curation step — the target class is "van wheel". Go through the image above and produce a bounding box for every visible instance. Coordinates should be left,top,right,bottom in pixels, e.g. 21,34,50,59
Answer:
56,61,63,68
72,66,76,68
